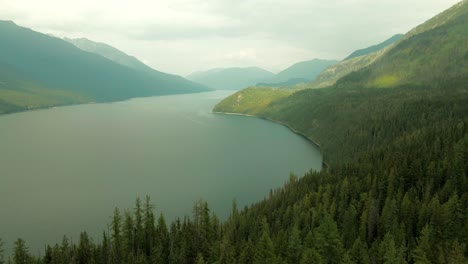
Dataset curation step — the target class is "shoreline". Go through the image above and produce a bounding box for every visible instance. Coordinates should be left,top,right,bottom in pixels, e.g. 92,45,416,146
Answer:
213,111,330,170
0,90,216,117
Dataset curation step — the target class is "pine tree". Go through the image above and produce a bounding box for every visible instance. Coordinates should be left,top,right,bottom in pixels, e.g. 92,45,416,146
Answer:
254,219,276,264
412,225,432,264
0,238,4,264
287,225,302,263
13,238,29,264
154,213,169,263
300,248,323,264
380,233,406,264
101,232,110,264
60,236,71,264
196,253,207,264
111,207,122,264
218,237,236,264
314,214,344,264
77,232,92,264
238,239,254,264
122,209,135,261
135,198,145,256
446,240,467,264
143,195,155,258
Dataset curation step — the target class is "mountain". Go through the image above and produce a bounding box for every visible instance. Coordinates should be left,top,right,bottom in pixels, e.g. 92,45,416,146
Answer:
343,34,403,61
343,0,468,88
186,67,275,90
257,59,338,87
306,33,404,89
211,7,468,263
306,50,387,89
0,21,209,114
64,37,154,73
215,0,468,163
7,2,467,263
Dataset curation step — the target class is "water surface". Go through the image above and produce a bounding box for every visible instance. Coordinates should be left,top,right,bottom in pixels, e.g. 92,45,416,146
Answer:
0,90,322,253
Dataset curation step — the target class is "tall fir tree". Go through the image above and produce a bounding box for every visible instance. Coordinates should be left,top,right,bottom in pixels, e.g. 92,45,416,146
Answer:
13,238,29,264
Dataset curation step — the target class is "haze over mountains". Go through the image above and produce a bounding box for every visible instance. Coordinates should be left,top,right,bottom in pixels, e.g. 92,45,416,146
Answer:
186,67,275,90
0,20,209,114
187,59,339,90
187,33,404,91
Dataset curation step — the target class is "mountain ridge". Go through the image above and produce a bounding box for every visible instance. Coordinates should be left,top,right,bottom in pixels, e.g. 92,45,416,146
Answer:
0,21,210,114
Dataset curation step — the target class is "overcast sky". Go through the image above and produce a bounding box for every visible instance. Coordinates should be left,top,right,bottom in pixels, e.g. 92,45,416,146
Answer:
0,0,461,76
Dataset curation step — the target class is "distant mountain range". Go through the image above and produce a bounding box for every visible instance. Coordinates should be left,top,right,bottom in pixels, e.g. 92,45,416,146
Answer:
257,59,338,87
186,67,275,90
187,59,338,90
0,21,209,114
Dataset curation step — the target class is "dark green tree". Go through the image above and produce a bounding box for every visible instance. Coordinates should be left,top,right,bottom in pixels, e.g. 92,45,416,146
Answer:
0,238,4,264
13,238,29,264
77,232,92,264
111,207,122,264
254,219,276,264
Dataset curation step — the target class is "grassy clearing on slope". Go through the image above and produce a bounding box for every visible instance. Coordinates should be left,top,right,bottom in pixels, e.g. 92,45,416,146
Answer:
213,87,292,115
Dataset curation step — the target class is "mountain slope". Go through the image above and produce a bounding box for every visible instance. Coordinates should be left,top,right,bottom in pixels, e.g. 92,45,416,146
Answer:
303,34,403,89
64,37,155,73
258,59,338,87
345,0,468,88
343,34,403,61
187,67,275,90
215,0,468,164
0,21,209,114
2,3,467,263
307,49,388,89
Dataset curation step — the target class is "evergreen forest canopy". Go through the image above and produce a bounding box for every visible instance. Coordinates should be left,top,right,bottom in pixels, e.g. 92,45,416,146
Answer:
1,1,468,264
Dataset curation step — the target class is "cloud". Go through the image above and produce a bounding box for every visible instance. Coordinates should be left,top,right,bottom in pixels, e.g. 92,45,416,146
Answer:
0,0,461,75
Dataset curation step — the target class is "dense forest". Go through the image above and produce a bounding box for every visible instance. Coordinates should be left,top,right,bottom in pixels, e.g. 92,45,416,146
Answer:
3,75,465,264
1,1,467,264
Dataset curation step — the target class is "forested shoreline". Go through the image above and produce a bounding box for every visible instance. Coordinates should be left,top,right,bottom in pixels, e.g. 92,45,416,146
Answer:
1,78,466,264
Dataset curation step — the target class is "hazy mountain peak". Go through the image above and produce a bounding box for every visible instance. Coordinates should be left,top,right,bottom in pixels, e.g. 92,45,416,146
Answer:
187,67,275,90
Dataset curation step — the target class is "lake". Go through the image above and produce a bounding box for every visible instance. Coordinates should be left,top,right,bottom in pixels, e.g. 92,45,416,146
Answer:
0,90,322,253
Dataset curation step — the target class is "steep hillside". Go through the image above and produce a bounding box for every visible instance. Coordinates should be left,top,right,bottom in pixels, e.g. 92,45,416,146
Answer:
187,67,275,90
0,62,88,114
214,0,468,164
343,34,403,61
64,37,154,73
0,21,209,114
346,1,468,88
308,49,388,89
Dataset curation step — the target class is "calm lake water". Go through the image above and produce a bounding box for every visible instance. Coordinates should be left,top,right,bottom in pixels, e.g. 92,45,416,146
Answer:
0,90,321,253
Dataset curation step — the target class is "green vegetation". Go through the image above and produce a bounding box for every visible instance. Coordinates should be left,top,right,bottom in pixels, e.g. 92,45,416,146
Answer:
343,34,403,61
214,87,292,115
2,1,467,263
0,63,89,114
0,21,209,115
307,48,388,89
357,2,468,88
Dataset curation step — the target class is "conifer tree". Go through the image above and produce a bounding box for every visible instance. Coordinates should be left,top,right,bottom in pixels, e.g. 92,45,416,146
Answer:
135,198,145,256
0,238,4,264
122,209,135,262
254,218,276,264
111,207,122,264
13,238,29,264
